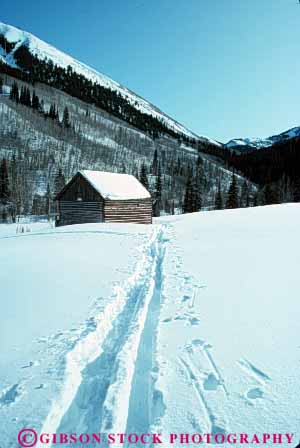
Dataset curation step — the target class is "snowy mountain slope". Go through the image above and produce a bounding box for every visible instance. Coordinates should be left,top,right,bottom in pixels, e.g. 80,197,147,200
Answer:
0,22,220,146
0,77,250,213
226,126,300,151
2,22,299,162
1,204,300,446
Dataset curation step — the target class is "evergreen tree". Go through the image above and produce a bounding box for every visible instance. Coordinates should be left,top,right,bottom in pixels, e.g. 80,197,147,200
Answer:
54,168,66,196
215,180,223,210
19,86,25,105
62,106,71,128
39,99,45,114
153,163,162,217
120,162,127,174
19,86,31,106
31,90,40,110
241,180,249,208
155,163,162,201
252,192,258,207
9,81,19,103
183,175,194,214
226,172,239,209
25,87,31,106
293,177,300,202
246,190,250,207
196,154,204,167
48,104,54,119
196,155,207,192
171,200,175,215
192,176,202,212
48,103,59,120
139,163,149,190
10,154,20,221
45,184,52,220
151,148,158,175
0,158,10,204
264,183,280,205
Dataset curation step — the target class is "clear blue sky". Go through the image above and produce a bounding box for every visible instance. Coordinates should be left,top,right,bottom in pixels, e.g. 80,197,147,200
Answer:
1,0,299,142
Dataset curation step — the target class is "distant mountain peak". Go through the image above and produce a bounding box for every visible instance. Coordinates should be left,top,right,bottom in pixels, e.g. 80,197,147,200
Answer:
225,126,300,151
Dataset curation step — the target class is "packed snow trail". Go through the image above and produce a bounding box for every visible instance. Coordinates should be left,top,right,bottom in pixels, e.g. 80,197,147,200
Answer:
124,234,167,443
37,224,168,448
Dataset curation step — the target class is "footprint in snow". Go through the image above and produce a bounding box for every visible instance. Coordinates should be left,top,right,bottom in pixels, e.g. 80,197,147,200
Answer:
187,412,203,433
189,317,200,326
238,358,271,383
211,422,227,437
184,344,194,354
34,384,46,390
21,360,39,369
36,337,48,344
192,339,206,347
53,331,64,339
246,387,264,400
0,383,23,407
173,313,200,326
203,373,221,391
21,361,34,369
162,317,172,323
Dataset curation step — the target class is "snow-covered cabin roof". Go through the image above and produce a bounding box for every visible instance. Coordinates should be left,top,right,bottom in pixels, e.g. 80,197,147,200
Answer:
79,170,151,200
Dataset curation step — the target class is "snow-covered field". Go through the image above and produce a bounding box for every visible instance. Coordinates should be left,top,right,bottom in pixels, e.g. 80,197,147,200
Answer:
0,205,300,447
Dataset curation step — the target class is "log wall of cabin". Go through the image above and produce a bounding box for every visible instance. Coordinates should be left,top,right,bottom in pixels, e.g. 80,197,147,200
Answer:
58,174,102,202
104,198,152,224
57,174,104,226
58,201,104,225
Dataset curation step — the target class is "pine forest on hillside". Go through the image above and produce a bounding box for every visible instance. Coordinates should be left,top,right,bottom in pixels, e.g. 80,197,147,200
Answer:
0,74,258,223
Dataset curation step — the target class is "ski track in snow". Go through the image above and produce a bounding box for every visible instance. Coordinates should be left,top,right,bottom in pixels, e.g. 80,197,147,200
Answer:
36,224,168,448
238,358,271,384
178,355,228,436
183,339,229,397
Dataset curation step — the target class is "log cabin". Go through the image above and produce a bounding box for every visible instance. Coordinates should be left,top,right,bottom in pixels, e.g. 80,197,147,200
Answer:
55,170,152,226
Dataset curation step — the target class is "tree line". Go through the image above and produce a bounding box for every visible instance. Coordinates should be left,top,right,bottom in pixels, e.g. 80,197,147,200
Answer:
0,154,66,222
9,80,72,129
191,134,300,209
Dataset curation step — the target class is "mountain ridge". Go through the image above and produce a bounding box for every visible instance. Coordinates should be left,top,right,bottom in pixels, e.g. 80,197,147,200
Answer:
225,126,300,151
0,21,222,147
1,22,298,154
